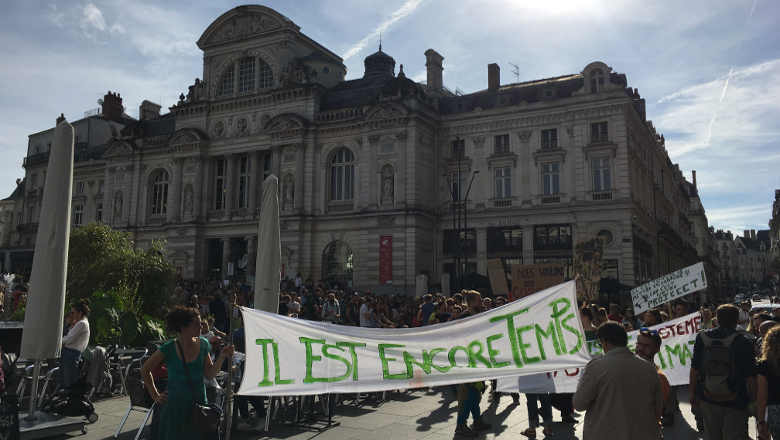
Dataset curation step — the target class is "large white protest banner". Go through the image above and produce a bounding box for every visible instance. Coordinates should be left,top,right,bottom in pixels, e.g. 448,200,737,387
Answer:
632,262,707,314
238,282,589,396
497,312,702,394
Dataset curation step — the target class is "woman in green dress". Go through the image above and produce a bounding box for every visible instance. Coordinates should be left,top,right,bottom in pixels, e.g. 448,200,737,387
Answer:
142,306,234,440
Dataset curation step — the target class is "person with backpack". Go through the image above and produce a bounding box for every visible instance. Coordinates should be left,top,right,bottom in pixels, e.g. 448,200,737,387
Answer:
689,303,757,440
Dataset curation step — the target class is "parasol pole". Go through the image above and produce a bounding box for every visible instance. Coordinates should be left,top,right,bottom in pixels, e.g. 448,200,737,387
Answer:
224,292,236,440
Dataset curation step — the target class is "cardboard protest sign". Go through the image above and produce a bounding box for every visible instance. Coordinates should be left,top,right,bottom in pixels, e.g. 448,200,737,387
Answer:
487,258,509,296
510,264,565,301
497,312,702,393
239,282,589,396
632,262,707,314
573,237,605,301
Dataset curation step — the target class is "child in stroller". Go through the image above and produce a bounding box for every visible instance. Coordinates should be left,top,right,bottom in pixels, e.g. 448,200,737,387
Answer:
42,359,98,423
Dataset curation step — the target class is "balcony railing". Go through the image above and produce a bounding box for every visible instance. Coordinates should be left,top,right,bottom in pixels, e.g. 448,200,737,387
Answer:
541,195,561,204
591,132,609,143
487,236,522,252
493,199,512,208
23,152,50,166
533,234,572,251
591,191,613,201
541,138,558,149
16,222,39,232
209,210,224,220
146,215,165,226
328,202,353,213
231,208,249,218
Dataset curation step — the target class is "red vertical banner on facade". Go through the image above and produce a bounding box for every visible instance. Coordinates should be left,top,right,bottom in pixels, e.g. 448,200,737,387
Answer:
379,235,393,284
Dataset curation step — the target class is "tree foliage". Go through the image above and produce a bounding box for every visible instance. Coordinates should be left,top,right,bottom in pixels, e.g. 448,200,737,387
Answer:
67,222,176,320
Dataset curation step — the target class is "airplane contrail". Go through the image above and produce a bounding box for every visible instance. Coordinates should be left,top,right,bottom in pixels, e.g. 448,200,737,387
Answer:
342,0,425,60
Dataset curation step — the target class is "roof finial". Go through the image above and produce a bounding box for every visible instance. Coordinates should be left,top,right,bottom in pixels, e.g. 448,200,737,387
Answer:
379,32,382,51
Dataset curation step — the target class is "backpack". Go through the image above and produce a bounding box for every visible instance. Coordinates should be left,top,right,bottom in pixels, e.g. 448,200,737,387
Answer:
699,331,740,402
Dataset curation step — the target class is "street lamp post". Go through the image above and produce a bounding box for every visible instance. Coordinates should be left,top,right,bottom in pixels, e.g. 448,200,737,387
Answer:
463,171,479,290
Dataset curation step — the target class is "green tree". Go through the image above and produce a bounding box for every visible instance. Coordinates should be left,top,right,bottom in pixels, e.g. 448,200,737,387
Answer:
67,222,176,319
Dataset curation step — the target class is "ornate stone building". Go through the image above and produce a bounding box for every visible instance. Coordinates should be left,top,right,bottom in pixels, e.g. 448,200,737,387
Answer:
2,5,717,298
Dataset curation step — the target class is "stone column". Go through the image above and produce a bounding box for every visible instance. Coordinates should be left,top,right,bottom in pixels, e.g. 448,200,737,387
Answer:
223,154,234,220
248,151,260,217
221,237,231,280
104,167,114,224
246,236,256,277
170,157,184,222
198,157,209,220
518,131,532,205
522,224,535,264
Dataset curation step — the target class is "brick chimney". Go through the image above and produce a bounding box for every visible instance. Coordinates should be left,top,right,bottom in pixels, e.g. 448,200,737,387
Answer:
488,63,500,92
751,229,756,239
692,170,697,189
744,230,750,238
424,49,444,94
102,91,123,121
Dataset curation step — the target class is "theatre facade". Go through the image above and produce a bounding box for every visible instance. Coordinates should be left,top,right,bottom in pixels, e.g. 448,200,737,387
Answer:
5,5,710,297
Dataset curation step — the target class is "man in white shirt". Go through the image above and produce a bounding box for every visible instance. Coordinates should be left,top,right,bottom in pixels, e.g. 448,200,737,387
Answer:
737,302,750,328
359,298,373,328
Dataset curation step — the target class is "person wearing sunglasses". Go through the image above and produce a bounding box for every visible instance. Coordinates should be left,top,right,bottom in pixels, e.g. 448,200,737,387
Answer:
573,322,663,440
635,328,670,435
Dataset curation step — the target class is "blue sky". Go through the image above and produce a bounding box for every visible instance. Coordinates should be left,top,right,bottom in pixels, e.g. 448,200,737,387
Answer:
0,0,778,233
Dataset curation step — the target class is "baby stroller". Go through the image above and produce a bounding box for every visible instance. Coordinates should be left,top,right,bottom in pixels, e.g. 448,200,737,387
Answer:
41,374,99,423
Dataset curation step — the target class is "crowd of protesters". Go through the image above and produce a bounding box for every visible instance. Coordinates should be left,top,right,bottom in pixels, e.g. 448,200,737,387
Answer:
162,273,780,439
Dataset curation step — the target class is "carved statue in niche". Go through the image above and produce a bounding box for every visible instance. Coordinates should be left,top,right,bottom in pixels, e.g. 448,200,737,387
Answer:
283,176,295,209
113,191,123,217
382,167,394,203
184,186,194,214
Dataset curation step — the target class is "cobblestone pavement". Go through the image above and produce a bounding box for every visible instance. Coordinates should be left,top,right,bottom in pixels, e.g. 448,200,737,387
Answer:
47,386,756,440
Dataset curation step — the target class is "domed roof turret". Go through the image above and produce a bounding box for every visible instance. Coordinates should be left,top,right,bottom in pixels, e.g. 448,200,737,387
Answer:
364,44,395,77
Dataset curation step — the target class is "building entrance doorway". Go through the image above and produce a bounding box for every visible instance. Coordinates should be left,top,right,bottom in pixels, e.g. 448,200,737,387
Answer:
321,241,353,289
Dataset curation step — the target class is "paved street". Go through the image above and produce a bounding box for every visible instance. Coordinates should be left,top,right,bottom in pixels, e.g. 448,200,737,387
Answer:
46,385,757,440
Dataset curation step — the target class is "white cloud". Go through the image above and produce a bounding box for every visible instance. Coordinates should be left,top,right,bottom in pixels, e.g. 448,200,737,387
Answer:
81,3,106,34
704,204,772,232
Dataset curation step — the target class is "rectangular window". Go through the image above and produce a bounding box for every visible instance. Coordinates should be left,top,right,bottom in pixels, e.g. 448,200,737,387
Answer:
451,139,465,158
592,158,611,191
30,173,37,188
73,205,83,227
443,229,477,254
238,156,251,208
76,182,84,195
98,179,104,194
591,122,608,143
602,259,619,279
487,227,522,252
494,135,509,153
450,171,466,201
534,225,573,252
541,129,558,149
214,159,226,210
28,207,34,223
263,153,272,181
494,168,511,199
96,203,103,221
238,58,255,92
185,165,195,174
542,163,560,195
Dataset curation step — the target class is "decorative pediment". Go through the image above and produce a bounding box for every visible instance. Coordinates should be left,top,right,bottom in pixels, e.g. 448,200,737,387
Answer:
197,5,294,49
264,113,307,132
103,139,136,159
169,129,207,147
364,103,408,121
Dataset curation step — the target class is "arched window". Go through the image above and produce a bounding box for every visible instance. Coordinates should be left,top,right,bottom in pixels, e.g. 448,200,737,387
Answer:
590,68,604,93
321,241,353,284
218,67,235,96
150,170,169,215
330,149,355,201
218,57,274,97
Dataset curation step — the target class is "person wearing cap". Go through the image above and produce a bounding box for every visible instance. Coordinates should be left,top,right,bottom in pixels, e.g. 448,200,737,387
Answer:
607,304,624,322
